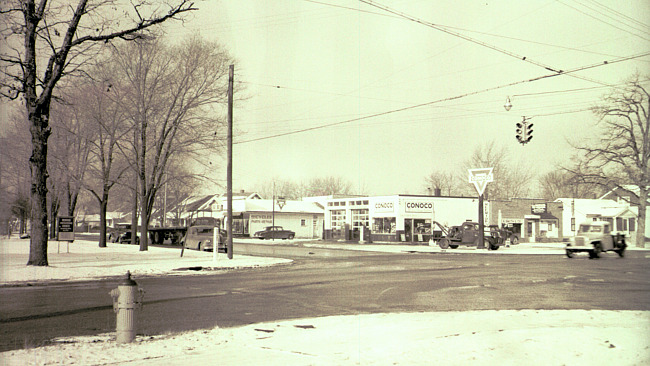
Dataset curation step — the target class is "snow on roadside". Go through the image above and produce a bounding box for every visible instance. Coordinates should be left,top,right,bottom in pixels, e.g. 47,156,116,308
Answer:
0,238,291,285
2,310,649,365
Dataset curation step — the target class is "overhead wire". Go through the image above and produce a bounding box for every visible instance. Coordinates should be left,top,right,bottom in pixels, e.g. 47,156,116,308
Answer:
357,0,626,87
234,51,649,144
557,0,650,41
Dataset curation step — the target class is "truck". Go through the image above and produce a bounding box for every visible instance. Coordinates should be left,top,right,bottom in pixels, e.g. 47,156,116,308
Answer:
437,221,511,251
565,221,626,259
148,217,220,245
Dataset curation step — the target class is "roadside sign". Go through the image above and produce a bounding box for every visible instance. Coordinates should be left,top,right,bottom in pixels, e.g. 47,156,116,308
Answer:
57,216,75,242
468,168,494,196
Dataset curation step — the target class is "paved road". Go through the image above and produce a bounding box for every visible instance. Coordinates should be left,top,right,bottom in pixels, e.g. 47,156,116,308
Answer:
1,246,649,352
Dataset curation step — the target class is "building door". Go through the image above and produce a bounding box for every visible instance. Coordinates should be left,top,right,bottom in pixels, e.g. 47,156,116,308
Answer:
404,219,413,242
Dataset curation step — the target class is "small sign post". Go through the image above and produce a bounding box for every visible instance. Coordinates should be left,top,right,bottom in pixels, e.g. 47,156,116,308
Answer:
468,168,494,249
57,216,75,253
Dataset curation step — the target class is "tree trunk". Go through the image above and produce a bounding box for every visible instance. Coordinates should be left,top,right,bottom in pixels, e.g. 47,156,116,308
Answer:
131,186,138,246
49,195,59,240
98,194,108,248
28,108,51,266
637,189,647,248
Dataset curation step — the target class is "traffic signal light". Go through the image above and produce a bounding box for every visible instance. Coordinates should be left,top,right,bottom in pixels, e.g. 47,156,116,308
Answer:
516,122,524,142
525,123,533,143
515,117,533,145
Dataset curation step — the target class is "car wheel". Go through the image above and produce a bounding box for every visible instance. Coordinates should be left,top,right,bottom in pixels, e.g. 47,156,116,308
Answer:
288,234,295,239
449,244,459,249
616,248,625,258
565,249,574,258
198,242,203,251
510,236,519,245
489,242,499,250
589,245,600,259
439,238,450,249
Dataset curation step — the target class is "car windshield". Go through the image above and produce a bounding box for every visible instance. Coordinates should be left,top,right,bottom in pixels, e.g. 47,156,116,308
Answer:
196,227,213,235
579,225,601,233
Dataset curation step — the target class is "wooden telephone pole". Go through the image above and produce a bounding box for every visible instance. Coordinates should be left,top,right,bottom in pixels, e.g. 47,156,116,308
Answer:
227,65,234,259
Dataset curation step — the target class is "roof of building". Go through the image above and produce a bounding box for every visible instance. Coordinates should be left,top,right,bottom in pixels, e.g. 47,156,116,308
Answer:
236,199,323,214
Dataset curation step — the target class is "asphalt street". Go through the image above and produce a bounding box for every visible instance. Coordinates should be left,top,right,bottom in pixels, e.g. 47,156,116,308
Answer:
1,245,649,352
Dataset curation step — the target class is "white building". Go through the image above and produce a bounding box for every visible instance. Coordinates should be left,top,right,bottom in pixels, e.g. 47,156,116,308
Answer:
324,195,482,242
555,198,637,244
221,199,324,239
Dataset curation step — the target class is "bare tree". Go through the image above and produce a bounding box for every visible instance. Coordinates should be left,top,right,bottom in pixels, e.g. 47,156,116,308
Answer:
254,179,303,200
567,75,650,247
109,36,233,251
425,169,457,196
0,114,32,236
303,176,354,197
0,0,196,265
462,141,534,199
537,169,604,200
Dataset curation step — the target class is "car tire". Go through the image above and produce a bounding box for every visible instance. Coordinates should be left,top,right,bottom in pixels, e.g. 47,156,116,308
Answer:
510,236,519,245
288,234,295,239
449,244,459,249
589,245,600,259
439,238,450,249
616,248,625,258
565,249,574,258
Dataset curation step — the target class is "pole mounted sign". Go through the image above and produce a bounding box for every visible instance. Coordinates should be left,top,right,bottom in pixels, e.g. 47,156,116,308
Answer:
468,168,494,196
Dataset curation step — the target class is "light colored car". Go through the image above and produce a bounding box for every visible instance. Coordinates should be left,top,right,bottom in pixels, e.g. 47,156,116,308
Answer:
566,221,626,258
182,225,227,252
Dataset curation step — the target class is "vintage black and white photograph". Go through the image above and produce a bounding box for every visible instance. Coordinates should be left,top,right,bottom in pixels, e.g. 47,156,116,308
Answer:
1,0,649,364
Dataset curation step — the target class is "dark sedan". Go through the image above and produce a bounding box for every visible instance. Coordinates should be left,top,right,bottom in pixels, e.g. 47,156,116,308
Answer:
254,226,295,240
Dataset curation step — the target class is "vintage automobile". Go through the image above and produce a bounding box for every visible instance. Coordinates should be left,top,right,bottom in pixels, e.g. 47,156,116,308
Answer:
566,221,626,259
108,223,131,243
182,225,227,252
254,226,295,240
109,223,140,244
437,221,506,250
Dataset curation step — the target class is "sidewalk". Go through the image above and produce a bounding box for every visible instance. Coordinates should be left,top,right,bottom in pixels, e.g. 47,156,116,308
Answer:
1,238,649,365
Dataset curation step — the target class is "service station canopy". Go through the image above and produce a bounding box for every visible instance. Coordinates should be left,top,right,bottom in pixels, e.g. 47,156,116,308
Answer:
468,168,494,197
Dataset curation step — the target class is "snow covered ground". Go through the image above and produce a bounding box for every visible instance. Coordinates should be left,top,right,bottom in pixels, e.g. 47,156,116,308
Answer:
1,237,649,365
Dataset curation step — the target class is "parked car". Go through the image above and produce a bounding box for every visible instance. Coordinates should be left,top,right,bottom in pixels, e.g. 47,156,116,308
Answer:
182,225,227,252
109,223,132,243
254,226,295,240
118,230,140,245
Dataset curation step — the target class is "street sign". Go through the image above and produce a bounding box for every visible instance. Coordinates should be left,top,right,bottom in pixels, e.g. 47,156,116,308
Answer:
57,216,75,242
468,168,494,196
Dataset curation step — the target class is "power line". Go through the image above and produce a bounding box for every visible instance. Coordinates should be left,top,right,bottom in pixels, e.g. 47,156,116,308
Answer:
234,51,648,144
557,0,650,41
357,0,623,87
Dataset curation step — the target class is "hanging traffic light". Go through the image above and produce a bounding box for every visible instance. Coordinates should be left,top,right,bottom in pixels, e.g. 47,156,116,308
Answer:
515,117,533,145
525,123,533,143
516,122,526,143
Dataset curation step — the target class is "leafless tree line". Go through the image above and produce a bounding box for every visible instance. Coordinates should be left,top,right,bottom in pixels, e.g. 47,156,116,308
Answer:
0,0,245,265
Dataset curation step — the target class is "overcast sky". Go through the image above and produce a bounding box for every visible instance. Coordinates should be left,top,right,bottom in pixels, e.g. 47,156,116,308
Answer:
94,1,650,196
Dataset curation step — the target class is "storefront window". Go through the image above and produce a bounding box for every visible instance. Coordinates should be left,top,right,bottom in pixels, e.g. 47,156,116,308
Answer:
351,209,369,229
373,217,396,234
331,210,346,230
413,219,431,234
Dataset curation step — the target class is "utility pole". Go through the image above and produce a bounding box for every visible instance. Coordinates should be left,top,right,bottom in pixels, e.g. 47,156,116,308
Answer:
227,65,234,259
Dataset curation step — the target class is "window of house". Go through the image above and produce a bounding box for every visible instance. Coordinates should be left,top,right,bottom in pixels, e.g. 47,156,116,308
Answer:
301,219,306,227
629,218,635,232
571,218,575,231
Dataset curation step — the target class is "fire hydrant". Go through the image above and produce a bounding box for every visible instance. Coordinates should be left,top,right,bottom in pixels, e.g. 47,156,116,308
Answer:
109,271,144,343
